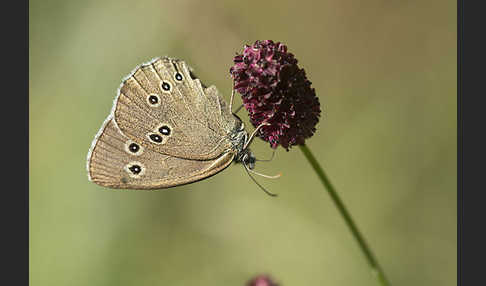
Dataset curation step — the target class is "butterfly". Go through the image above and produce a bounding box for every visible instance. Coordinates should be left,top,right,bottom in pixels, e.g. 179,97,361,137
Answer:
86,57,277,195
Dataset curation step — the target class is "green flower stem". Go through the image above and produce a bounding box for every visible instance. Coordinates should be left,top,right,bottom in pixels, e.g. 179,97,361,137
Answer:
299,144,391,286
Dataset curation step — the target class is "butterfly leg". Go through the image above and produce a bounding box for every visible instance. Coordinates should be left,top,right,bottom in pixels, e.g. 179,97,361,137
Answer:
234,104,244,114
243,122,271,150
256,149,277,162
242,157,278,197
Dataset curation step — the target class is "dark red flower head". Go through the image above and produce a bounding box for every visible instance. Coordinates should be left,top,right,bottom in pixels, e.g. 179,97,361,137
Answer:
246,274,279,286
230,40,321,150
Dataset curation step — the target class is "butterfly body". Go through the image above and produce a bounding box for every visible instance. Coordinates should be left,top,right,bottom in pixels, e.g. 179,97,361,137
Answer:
87,57,255,190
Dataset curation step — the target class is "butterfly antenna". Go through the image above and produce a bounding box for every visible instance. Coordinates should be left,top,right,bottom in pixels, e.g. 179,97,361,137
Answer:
244,122,271,150
243,162,278,197
256,149,277,162
229,79,235,113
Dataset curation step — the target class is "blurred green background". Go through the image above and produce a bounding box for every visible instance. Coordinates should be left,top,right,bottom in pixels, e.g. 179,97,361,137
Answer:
29,0,456,285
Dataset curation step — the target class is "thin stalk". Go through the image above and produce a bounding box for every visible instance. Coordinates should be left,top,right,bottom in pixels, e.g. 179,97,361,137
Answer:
299,144,391,286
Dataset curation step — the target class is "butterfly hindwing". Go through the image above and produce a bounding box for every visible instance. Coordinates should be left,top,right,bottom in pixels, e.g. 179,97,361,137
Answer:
87,119,235,189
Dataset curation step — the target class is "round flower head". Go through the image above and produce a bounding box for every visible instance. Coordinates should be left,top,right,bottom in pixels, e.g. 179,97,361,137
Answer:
246,275,279,286
230,40,321,150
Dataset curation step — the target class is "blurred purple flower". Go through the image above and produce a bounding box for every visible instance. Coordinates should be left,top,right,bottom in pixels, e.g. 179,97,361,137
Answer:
230,40,321,150
246,274,279,286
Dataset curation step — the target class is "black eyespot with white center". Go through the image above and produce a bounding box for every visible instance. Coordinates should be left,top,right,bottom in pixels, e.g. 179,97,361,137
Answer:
146,94,161,107
149,133,163,143
125,161,145,178
148,95,158,104
125,140,143,155
128,164,142,174
161,81,171,91
174,73,183,81
128,143,139,153
159,125,171,136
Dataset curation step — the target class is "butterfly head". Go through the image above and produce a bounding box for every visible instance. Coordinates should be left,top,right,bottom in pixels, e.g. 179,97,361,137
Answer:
229,127,281,196
236,148,256,170
230,114,256,170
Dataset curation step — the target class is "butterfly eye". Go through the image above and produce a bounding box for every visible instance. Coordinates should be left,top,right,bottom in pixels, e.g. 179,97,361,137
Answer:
174,73,183,81
161,81,171,92
158,125,171,136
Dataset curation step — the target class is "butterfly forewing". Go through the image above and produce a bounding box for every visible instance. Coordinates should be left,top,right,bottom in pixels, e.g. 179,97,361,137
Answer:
204,85,236,132
153,59,227,131
114,57,236,160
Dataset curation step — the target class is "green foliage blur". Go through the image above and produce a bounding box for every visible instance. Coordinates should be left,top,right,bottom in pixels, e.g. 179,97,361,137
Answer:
29,0,456,285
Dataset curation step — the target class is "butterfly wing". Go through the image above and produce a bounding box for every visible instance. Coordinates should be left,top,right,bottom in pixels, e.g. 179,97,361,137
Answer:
87,119,235,189
112,57,237,160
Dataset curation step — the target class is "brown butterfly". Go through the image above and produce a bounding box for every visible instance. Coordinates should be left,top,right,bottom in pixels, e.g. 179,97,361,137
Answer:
86,57,278,195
